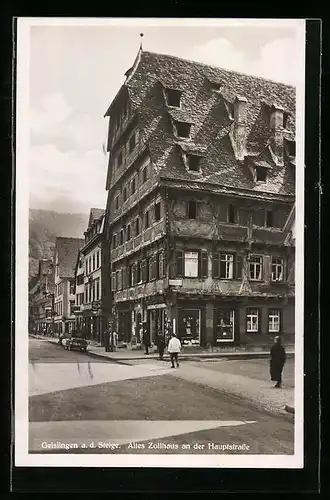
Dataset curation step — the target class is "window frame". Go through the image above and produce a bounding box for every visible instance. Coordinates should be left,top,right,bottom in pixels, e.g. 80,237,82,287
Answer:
268,308,281,333
271,256,284,282
249,254,263,281
154,201,161,222
228,204,237,224
165,88,182,108
188,200,198,220
255,166,267,182
187,154,202,172
246,308,260,333
184,250,199,278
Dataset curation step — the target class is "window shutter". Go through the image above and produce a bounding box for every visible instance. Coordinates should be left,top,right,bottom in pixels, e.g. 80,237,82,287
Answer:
111,272,116,292
212,252,220,278
234,254,243,279
199,251,208,278
176,250,184,277
156,253,160,279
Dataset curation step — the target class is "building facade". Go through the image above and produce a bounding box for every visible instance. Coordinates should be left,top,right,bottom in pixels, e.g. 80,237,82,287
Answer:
80,208,107,344
53,237,84,335
72,249,85,333
28,259,54,335
103,50,296,348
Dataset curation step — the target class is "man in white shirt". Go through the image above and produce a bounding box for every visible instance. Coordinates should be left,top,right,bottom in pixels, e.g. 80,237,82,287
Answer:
167,333,182,368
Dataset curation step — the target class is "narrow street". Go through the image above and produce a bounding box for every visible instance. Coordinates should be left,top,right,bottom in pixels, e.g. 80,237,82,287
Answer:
29,338,294,454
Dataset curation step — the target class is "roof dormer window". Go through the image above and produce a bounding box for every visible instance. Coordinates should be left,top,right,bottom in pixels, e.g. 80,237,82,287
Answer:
165,88,181,107
175,121,191,139
255,166,267,182
188,154,202,172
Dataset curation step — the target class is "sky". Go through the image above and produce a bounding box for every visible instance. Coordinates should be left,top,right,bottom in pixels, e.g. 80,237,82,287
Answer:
25,19,304,214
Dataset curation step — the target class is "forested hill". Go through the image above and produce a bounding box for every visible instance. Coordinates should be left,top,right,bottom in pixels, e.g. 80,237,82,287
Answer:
29,209,88,278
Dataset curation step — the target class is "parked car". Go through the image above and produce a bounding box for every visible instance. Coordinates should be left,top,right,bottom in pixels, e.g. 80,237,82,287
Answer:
58,333,71,346
64,337,88,352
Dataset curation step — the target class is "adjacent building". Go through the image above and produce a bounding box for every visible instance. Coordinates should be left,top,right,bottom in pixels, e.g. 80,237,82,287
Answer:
53,237,84,335
103,49,296,348
28,259,54,334
80,208,107,343
72,249,85,333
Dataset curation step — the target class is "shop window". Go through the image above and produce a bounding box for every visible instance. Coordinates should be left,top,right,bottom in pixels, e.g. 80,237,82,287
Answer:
246,308,260,333
178,309,201,346
188,200,197,219
268,309,281,333
271,257,284,281
165,88,182,107
215,309,235,343
155,202,161,221
249,255,263,280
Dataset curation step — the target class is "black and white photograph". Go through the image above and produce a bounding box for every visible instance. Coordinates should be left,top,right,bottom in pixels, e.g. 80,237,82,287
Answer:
15,17,305,468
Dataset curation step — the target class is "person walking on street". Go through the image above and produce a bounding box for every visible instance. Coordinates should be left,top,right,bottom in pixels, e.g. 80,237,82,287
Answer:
270,335,286,388
142,322,150,355
156,332,166,360
167,333,181,368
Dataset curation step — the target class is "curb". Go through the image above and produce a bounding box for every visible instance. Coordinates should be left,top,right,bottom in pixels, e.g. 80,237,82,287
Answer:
284,405,295,415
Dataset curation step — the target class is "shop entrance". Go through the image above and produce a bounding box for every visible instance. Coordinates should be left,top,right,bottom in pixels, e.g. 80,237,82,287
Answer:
214,309,235,343
118,310,132,343
147,308,166,344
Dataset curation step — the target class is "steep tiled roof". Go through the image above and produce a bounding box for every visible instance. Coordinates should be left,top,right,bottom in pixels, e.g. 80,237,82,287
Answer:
55,237,84,278
88,208,105,227
124,50,295,197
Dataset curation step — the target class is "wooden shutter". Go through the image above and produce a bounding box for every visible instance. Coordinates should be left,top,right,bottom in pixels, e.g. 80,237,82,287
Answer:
176,250,184,277
234,254,243,279
199,251,208,278
212,252,220,278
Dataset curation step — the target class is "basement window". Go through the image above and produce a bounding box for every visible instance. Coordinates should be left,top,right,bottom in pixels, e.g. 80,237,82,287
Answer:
187,154,202,172
176,121,191,139
255,166,267,182
188,200,197,219
165,89,182,107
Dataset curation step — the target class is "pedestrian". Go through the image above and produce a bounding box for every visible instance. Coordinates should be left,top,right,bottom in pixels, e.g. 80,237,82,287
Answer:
142,322,150,355
167,333,181,368
104,328,110,352
270,335,286,388
156,332,166,360
111,330,118,352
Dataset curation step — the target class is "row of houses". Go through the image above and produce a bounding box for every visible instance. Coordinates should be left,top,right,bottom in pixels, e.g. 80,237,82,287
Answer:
29,48,296,348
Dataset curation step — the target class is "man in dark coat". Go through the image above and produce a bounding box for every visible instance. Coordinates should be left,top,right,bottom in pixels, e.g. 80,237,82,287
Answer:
142,322,150,355
270,336,286,388
156,332,166,360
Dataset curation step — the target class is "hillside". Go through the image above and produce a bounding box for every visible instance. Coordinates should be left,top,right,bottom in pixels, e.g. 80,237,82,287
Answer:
29,209,88,278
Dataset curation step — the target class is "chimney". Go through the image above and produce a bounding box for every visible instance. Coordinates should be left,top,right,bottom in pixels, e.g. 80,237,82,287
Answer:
269,104,284,166
231,96,248,161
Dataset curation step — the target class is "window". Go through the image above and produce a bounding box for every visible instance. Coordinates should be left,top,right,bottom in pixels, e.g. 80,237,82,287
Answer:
137,261,142,284
271,257,284,281
120,229,124,245
89,257,92,274
165,88,181,107
283,112,289,129
185,251,199,278
175,250,184,277
149,255,156,281
268,309,281,333
256,166,267,182
69,280,75,295
157,252,165,278
209,81,222,91
176,121,191,138
95,278,100,300
188,200,197,219
77,274,84,286
135,217,140,235
220,254,234,279
246,309,260,333
131,177,136,195
115,195,119,210
249,255,263,281
145,210,150,229
228,204,237,224
117,150,123,167
123,186,127,202
155,202,161,221
266,210,273,227
288,140,296,156
92,254,95,271
85,286,88,303
129,133,136,153
142,166,148,183
141,259,148,282
126,224,131,241
188,155,201,172
96,251,100,269
112,272,116,292
201,251,208,278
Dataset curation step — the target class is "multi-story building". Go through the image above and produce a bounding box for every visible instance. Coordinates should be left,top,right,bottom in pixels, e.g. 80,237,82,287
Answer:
28,259,54,335
72,249,85,332
29,259,54,334
103,49,296,348
80,208,106,343
53,237,84,335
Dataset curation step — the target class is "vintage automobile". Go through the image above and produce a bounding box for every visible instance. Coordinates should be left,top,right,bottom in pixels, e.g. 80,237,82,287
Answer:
64,337,88,352
58,333,71,346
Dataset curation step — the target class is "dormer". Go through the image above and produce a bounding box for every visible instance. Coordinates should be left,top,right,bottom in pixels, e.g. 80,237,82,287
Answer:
173,120,192,140
164,87,182,108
